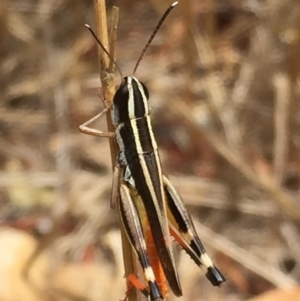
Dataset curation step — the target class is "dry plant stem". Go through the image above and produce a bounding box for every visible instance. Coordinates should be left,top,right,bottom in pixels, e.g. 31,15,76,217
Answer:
172,101,300,220
93,1,137,301
273,73,289,186
193,28,241,149
6,32,93,100
109,7,119,76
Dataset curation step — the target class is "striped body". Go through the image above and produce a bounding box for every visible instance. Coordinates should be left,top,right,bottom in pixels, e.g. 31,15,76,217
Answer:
115,76,181,296
113,76,225,300
79,3,224,300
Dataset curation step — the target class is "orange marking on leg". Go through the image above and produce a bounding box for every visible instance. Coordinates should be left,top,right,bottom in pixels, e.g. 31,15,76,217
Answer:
124,273,149,300
145,223,168,299
128,274,147,292
169,227,186,248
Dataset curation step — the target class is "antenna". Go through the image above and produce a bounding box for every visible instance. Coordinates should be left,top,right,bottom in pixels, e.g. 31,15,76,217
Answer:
132,1,178,75
85,24,123,80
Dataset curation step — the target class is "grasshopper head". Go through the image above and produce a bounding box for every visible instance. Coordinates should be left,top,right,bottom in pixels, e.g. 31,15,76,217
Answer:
112,76,150,125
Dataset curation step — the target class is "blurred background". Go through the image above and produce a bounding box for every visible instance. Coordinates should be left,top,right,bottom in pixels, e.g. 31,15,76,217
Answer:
0,0,300,300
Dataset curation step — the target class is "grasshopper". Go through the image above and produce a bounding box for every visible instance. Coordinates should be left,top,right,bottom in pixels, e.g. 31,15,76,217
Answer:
80,2,225,300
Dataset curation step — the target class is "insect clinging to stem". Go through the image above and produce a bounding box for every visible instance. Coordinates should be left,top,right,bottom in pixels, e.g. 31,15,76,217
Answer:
79,2,225,300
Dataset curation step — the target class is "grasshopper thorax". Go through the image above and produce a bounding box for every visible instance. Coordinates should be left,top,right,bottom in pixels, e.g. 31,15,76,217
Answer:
112,76,150,126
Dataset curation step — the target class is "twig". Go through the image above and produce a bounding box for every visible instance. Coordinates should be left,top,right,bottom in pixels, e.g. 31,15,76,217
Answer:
273,73,289,185
92,1,137,301
108,7,119,78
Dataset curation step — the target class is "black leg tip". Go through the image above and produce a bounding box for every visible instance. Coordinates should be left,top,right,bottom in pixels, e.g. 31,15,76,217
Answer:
206,266,226,286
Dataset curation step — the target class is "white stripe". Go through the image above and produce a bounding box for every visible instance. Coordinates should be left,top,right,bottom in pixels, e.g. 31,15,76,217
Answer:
131,116,162,209
144,266,156,282
128,76,150,119
127,77,135,120
200,253,214,269
133,76,149,116
146,118,157,149
130,115,166,236
138,151,168,239
130,117,157,154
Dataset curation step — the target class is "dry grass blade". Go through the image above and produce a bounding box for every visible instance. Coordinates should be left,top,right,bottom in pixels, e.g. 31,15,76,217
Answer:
92,1,137,301
1,1,300,300
194,220,298,288
273,73,290,185
171,100,300,220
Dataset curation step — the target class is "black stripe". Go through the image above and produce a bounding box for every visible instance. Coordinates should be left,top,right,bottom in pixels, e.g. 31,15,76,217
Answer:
119,122,138,163
165,188,189,233
118,122,182,295
143,151,164,212
119,117,155,158
128,154,182,295
164,183,206,257
136,118,154,153
119,118,162,211
113,78,130,123
132,78,146,118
